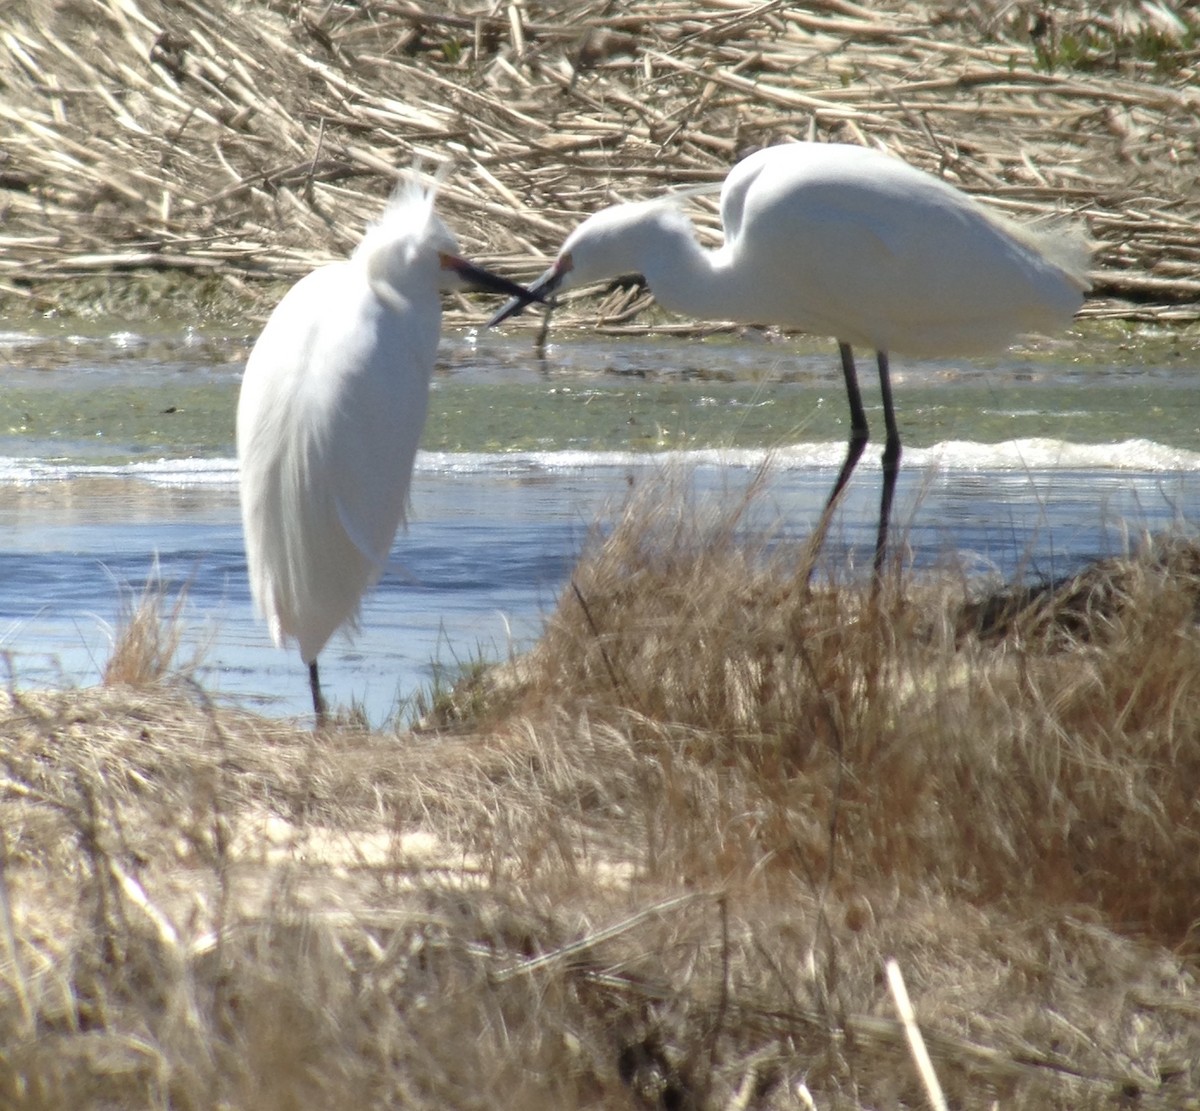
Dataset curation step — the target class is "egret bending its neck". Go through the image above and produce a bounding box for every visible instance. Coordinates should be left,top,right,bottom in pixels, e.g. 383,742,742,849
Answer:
563,201,739,323
491,140,1092,591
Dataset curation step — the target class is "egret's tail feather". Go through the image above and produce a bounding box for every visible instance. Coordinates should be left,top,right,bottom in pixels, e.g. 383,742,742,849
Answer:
988,206,1094,292
1029,220,1093,291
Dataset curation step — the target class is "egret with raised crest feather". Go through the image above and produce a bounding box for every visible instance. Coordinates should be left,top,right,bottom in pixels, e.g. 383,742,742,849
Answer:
238,172,538,722
492,141,1091,582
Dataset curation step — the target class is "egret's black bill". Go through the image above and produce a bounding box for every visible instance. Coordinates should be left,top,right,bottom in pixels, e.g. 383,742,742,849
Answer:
442,255,544,303
487,268,562,328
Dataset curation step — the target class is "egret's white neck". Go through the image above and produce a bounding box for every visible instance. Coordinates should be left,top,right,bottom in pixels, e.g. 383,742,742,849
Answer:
634,214,735,323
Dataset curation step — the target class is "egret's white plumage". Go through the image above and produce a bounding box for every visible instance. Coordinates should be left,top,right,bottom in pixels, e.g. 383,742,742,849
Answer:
492,141,1091,579
237,175,533,719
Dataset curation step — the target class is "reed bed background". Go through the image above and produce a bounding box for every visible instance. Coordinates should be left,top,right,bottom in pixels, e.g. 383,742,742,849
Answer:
4,1,1200,1108
2,0,1199,325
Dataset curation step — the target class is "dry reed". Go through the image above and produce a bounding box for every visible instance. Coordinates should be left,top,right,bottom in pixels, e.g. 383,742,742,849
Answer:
1,0,1198,326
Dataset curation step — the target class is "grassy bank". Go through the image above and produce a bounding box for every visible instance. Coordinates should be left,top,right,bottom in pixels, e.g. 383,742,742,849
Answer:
2,481,1200,1108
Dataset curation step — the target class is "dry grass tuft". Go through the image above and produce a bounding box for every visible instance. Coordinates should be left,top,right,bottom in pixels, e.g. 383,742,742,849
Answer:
100,573,200,689
962,532,1200,646
486,477,1200,952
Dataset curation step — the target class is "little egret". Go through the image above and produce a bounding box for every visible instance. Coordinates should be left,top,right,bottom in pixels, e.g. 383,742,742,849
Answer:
237,173,536,722
492,141,1091,580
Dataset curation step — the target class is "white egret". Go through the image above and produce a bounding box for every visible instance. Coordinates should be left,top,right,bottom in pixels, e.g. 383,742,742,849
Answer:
492,141,1091,580
237,173,537,722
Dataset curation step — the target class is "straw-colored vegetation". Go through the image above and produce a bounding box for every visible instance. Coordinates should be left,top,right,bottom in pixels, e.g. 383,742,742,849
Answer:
100,572,200,688
3,479,1200,1108
2,0,1199,326
4,1,1200,1107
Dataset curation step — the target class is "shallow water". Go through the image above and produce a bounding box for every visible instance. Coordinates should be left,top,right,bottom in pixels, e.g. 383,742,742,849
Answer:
2,324,1197,724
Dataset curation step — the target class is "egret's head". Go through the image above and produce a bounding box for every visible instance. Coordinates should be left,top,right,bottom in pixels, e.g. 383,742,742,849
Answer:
359,166,537,304
560,199,686,287
489,198,688,327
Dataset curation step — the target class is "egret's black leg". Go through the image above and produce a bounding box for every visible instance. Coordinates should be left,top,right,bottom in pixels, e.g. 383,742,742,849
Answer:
534,298,557,356
873,350,902,584
828,342,871,513
309,659,328,726
804,342,870,580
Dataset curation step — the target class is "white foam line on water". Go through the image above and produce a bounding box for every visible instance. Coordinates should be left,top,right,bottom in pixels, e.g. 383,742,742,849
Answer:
0,456,241,486
907,437,1200,472
1,437,1198,487
422,438,1200,475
